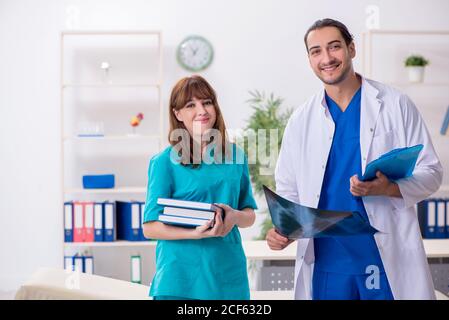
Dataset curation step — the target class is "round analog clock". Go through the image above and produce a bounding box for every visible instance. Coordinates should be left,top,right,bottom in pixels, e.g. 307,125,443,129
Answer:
176,35,214,72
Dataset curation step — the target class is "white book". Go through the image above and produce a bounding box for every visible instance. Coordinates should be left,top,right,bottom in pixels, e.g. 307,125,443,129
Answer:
163,206,215,220
158,214,209,227
157,198,218,211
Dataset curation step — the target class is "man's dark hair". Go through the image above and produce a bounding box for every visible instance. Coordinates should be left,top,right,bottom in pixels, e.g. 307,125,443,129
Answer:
304,18,354,51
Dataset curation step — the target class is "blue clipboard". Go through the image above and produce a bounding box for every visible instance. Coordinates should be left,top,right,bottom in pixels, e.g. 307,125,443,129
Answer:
360,144,423,181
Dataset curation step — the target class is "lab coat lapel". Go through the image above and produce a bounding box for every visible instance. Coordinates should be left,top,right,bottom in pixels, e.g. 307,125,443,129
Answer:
360,77,382,174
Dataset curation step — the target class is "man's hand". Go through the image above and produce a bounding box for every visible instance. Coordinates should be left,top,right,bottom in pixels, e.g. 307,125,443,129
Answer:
266,228,294,250
350,171,402,198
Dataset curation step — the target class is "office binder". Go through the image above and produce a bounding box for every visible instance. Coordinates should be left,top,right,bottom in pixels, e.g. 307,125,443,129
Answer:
64,202,73,242
130,255,142,284
73,255,84,273
446,199,449,238
84,202,95,242
94,202,104,242
73,202,84,242
116,201,141,241
425,200,437,238
360,144,423,181
103,202,116,242
64,256,74,271
436,199,447,238
139,202,146,241
83,256,94,274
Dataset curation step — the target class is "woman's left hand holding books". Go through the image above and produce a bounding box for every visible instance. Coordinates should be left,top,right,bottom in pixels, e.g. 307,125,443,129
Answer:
214,203,240,237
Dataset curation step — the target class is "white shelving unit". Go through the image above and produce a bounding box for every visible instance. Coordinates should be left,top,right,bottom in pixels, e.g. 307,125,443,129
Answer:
362,30,449,79
60,30,163,280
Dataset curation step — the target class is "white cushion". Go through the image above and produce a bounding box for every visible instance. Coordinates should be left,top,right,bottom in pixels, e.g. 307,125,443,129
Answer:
15,267,150,300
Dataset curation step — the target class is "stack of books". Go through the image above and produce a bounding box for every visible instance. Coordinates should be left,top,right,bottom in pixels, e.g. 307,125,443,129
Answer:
157,198,222,228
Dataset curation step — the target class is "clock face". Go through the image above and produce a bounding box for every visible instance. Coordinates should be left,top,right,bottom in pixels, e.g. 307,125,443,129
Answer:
177,35,214,72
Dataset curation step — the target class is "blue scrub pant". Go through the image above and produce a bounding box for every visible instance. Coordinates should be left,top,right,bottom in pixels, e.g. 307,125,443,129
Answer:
312,269,394,300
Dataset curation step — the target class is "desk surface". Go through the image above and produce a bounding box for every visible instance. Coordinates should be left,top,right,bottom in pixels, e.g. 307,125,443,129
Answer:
242,239,449,260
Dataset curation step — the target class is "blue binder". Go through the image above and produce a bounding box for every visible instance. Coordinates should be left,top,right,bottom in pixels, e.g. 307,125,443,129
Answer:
446,199,449,238
424,199,437,239
64,256,74,271
73,255,84,273
103,202,116,242
94,202,104,242
139,202,146,241
83,255,94,274
116,201,141,241
64,202,73,242
360,144,423,181
436,199,447,238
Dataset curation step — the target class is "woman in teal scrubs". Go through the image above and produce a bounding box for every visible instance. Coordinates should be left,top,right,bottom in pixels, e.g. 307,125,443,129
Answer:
142,75,258,300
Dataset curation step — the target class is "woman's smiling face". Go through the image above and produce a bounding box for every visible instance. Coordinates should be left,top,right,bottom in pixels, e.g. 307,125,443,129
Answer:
173,96,217,136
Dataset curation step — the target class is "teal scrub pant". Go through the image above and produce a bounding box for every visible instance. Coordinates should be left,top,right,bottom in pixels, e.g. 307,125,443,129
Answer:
312,269,394,300
153,296,197,300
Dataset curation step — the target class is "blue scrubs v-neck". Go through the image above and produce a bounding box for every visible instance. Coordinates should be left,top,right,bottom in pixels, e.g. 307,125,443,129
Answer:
314,88,385,275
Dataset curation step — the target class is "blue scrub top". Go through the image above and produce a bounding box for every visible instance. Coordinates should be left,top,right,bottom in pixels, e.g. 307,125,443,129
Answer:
314,88,385,275
143,144,258,299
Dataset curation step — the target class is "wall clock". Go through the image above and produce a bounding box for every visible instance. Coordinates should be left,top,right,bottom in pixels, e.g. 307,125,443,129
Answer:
176,35,214,72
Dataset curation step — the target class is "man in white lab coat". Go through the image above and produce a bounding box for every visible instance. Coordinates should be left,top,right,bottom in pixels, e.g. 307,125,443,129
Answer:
266,18,443,300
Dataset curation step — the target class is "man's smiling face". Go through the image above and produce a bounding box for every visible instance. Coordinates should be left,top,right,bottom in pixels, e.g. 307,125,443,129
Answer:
306,26,356,85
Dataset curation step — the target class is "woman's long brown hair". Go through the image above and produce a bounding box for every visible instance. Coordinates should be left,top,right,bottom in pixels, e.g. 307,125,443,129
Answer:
168,75,230,167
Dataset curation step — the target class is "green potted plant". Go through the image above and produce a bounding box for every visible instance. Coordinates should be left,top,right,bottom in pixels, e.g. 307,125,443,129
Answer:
404,55,429,83
242,91,292,240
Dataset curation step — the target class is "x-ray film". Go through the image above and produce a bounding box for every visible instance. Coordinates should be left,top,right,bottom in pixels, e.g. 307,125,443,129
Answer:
263,185,379,239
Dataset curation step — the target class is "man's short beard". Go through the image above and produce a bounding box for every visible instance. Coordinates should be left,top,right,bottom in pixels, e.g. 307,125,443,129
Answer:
318,62,352,85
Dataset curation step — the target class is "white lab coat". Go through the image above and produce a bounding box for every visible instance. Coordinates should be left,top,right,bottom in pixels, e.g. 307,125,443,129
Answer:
275,75,443,300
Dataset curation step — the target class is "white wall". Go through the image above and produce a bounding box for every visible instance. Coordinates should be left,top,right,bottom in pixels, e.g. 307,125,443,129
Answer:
1,0,449,291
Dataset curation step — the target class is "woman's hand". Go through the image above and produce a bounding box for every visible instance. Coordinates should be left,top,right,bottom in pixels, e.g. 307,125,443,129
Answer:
193,209,225,239
214,203,240,236
192,204,240,239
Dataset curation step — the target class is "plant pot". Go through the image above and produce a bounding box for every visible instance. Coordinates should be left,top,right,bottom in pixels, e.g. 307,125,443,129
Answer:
407,66,425,83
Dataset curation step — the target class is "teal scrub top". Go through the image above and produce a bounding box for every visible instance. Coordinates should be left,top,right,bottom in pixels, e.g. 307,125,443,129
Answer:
143,144,258,300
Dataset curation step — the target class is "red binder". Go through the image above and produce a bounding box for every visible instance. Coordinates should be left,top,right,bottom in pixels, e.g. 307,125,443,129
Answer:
73,202,85,242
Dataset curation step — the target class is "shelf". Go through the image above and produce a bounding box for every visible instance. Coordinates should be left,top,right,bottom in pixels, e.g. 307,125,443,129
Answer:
63,135,161,142
243,240,297,260
62,30,162,36
64,240,156,248
62,84,160,89
365,30,449,36
63,239,449,258
387,82,449,87
423,239,449,258
64,187,146,194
